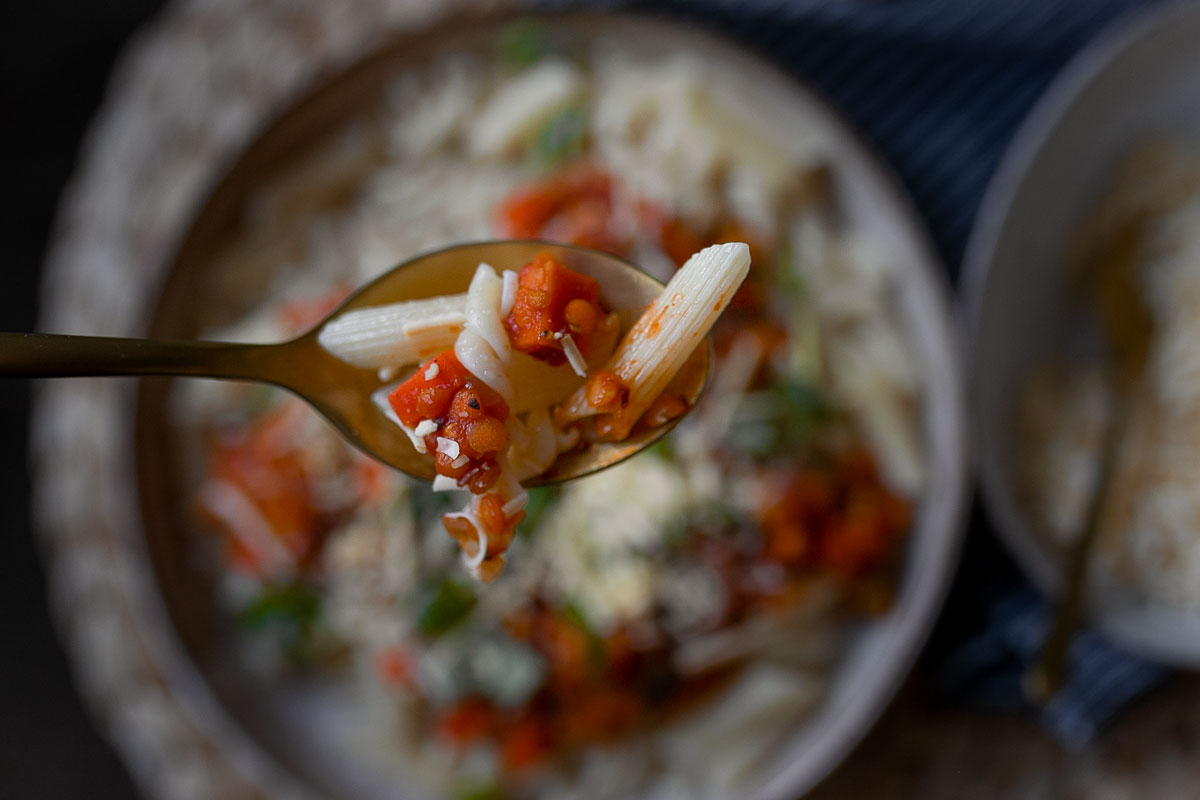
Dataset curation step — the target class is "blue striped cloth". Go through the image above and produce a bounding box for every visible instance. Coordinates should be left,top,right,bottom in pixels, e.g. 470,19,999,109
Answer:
540,0,1173,747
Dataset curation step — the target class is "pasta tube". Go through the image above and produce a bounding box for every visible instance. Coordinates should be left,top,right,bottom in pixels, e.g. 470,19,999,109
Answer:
317,293,467,369
558,242,751,437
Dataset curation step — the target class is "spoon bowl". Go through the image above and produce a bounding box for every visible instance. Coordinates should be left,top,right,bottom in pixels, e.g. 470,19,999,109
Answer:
3,240,709,484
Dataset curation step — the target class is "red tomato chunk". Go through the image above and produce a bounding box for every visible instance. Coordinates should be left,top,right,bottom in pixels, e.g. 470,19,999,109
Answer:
504,252,605,366
495,165,622,254
388,351,510,492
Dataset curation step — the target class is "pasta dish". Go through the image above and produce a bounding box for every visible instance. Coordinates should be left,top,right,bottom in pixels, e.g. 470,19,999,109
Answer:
318,243,750,579
177,22,926,800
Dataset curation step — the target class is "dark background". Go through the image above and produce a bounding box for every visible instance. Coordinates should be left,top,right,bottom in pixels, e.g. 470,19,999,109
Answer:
1,1,162,797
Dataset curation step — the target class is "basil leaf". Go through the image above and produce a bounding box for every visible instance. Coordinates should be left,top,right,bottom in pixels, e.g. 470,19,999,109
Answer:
453,782,505,800
419,578,477,638
497,20,548,69
238,581,320,630
526,104,588,171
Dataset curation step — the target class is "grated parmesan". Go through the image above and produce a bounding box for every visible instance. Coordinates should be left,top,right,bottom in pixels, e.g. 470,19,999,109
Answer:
502,491,530,516
561,333,588,377
436,437,461,460
414,419,438,438
450,453,471,469
424,362,440,380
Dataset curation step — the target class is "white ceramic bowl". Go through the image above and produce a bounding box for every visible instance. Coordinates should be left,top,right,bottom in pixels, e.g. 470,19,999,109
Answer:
35,8,968,800
964,2,1200,665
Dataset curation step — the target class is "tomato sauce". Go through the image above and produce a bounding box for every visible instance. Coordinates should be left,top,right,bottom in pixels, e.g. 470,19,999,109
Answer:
388,351,510,492
504,252,605,366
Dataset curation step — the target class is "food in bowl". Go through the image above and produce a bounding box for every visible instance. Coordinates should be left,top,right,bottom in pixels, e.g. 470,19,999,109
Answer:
1017,140,1200,613
318,243,750,580
177,23,926,799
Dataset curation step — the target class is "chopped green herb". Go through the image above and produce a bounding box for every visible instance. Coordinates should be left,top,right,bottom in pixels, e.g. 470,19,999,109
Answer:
453,782,505,800
646,435,675,462
561,599,592,634
238,580,324,666
497,20,549,69
727,377,840,460
526,104,588,171
774,246,807,301
238,580,321,630
516,486,559,539
771,245,824,382
418,578,477,638
561,600,605,673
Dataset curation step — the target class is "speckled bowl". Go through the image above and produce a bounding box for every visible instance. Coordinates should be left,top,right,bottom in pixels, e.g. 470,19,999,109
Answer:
34,4,968,799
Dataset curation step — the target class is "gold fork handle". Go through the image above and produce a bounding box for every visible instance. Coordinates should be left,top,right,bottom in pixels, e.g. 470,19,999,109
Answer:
1024,399,1128,702
0,331,286,383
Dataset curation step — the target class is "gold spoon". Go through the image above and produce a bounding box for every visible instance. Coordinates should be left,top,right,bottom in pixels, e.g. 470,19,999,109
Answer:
0,240,709,485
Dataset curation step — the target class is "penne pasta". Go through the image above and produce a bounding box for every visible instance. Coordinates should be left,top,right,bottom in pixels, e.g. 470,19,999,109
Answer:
320,245,748,582
463,263,511,360
317,293,466,368
557,242,751,438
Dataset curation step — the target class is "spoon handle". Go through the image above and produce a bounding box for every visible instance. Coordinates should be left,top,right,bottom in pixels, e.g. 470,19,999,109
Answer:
1024,395,1128,702
0,332,281,382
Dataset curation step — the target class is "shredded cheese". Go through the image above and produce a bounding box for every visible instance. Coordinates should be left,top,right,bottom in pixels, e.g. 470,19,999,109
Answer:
561,333,588,378
414,419,438,438
443,511,489,569
450,453,471,469
424,362,440,380
436,437,461,460
502,491,530,516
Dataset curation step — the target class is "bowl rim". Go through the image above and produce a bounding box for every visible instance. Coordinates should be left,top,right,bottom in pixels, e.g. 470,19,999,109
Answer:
961,0,1200,663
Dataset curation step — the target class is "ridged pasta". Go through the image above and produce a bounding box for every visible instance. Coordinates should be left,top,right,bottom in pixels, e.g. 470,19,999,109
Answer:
558,242,751,437
317,293,466,368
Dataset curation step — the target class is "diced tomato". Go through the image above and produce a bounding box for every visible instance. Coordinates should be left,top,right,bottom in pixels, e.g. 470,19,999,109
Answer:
437,698,494,746
353,457,391,507
202,405,324,575
659,217,707,268
439,389,509,463
584,370,629,413
387,351,475,427
817,482,911,577
542,614,591,686
376,646,416,688
477,494,513,539
502,716,551,771
387,351,510,491
765,520,811,565
504,252,603,365
388,351,508,429
495,165,623,254
640,206,774,313
559,686,642,745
